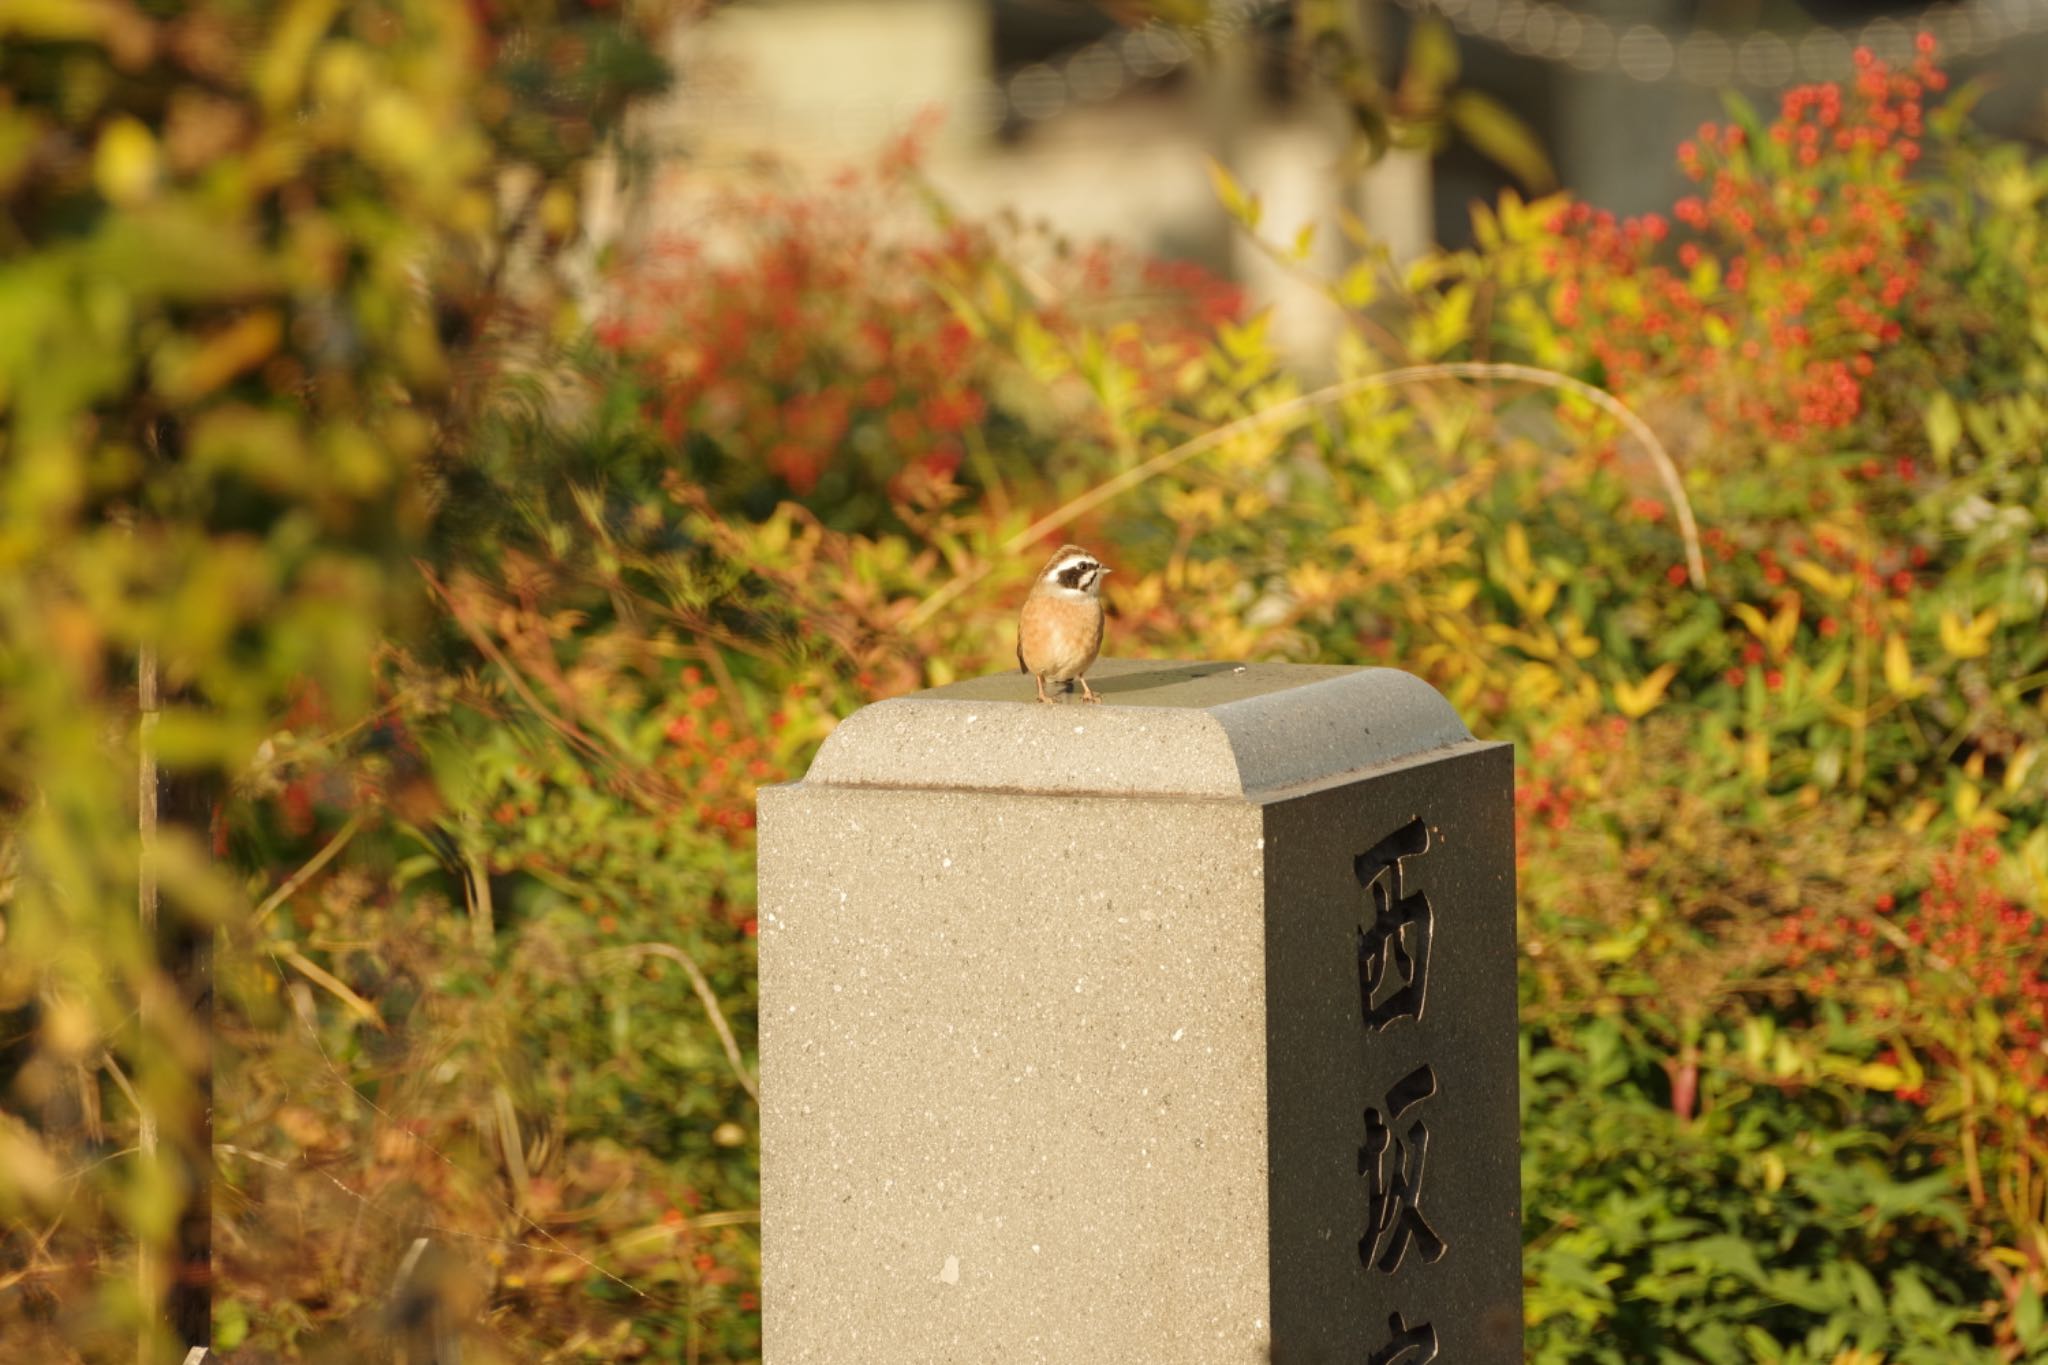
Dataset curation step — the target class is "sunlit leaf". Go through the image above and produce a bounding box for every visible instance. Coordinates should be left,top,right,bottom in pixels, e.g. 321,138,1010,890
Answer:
1446,90,1556,193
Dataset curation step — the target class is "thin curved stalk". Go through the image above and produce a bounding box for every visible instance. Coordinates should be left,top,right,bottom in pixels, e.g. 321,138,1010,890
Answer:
252,810,365,927
905,361,1705,631
606,942,759,1104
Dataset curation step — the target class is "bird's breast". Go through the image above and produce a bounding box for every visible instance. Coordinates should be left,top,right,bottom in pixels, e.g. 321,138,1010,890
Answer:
1018,593,1105,680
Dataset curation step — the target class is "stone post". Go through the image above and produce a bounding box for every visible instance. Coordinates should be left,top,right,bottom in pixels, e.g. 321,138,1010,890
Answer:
757,659,1520,1364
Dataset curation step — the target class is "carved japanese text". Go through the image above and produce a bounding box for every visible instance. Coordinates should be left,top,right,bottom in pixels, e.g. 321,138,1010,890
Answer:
1366,1311,1440,1365
1358,1063,1447,1274
1355,819,1433,1031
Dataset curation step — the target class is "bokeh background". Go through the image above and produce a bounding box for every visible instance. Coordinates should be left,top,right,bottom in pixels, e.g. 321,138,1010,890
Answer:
0,1,2044,1361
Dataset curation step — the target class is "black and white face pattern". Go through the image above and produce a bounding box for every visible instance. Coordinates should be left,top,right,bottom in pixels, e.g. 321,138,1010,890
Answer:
1048,554,1106,595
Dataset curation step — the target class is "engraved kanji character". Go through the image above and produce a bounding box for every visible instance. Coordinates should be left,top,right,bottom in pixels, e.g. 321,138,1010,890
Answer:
1355,818,1433,1030
1365,1311,1438,1365
1358,1064,1446,1274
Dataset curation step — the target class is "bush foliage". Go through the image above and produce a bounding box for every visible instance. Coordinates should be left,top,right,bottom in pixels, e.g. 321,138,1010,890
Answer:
1,6,2044,1363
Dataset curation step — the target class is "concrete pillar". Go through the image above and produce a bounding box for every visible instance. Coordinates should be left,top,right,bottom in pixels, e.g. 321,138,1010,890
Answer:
757,658,1521,1363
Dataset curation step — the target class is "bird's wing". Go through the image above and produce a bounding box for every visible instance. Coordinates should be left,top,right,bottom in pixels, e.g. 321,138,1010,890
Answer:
1016,633,1027,673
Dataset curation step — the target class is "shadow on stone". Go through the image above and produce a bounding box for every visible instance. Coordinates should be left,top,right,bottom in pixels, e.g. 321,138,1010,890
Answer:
1087,661,1238,695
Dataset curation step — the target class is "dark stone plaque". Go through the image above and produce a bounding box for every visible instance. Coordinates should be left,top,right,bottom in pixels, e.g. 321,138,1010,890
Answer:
1262,744,1521,1365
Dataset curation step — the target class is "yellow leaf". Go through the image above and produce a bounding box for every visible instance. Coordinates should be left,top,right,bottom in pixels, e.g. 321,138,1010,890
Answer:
539,184,578,238
1446,89,1557,193
1588,927,1646,963
1767,596,1801,657
1954,781,2008,830
1510,661,1562,707
1809,649,1848,698
256,0,344,113
1289,562,1336,603
156,310,283,401
1852,1063,1906,1091
1503,522,1533,580
1729,601,1770,641
1790,560,1853,600
93,115,159,206
1206,158,1260,230
1438,579,1480,611
2004,745,2037,796
1337,260,1378,310
1771,1034,1802,1078
981,273,1015,329
1882,633,1927,699
1925,390,1962,466
1613,663,1678,719
1938,607,1996,659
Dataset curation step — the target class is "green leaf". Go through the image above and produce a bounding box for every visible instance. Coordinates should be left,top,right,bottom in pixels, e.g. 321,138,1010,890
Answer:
1718,89,1764,139
1345,97,1392,169
2012,1286,2043,1348
1925,390,1962,468
1402,18,1460,103
216,1298,251,1351
1447,90,1556,192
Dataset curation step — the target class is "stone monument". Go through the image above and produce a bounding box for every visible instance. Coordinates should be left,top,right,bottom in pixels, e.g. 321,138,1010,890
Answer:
756,658,1520,1363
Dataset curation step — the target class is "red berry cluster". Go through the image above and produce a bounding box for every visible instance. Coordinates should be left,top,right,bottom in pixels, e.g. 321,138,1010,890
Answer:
1774,828,2048,1107
1769,900,1880,979
596,198,994,496
660,667,780,847
1539,40,1945,448
1515,717,1630,849
597,163,1244,501
1712,528,1927,690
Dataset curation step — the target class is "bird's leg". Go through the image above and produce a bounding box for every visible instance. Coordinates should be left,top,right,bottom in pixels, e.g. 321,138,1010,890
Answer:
1034,673,1052,704
1077,675,1101,704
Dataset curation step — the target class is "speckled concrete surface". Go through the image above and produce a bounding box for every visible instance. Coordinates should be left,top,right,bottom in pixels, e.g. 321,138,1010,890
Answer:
757,661,1519,1364
759,786,1270,1362
803,658,1474,799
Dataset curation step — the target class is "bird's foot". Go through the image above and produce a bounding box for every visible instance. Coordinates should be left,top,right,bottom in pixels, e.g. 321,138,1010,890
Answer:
1078,678,1101,704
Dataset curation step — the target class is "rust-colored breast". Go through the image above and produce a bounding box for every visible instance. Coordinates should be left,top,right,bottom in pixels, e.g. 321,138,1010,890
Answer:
1017,594,1105,682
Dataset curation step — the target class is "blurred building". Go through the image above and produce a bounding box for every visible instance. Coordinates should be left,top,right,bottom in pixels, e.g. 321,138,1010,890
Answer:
592,0,2048,363
595,0,1427,367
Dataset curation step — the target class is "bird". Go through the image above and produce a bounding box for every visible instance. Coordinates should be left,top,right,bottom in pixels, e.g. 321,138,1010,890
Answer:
1016,543,1110,704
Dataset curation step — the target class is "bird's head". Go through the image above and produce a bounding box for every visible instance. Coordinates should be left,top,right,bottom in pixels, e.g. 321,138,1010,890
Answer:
1037,544,1110,598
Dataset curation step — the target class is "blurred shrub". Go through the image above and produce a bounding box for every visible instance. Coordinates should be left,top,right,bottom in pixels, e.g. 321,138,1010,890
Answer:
541,37,2042,1362
3,5,2045,1362
0,0,689,1358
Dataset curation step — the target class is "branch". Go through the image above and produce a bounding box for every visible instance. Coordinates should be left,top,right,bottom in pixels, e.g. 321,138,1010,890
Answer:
252,810,366,928
270,944,386,1030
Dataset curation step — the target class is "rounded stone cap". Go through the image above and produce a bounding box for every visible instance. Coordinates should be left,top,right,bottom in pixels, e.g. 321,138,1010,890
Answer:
795,658,1478,800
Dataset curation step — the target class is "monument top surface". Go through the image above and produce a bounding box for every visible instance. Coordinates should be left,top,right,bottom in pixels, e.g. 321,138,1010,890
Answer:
794,657,1483,800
